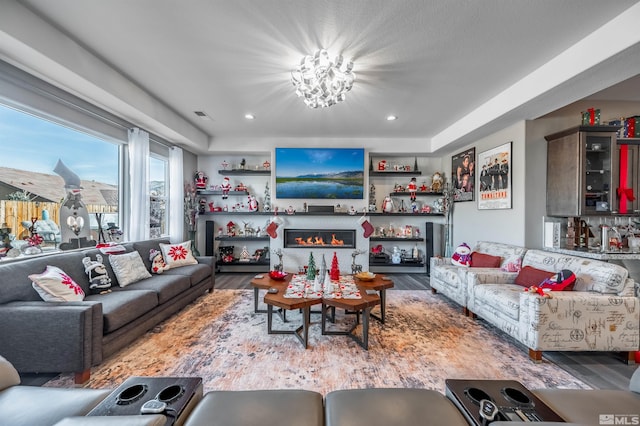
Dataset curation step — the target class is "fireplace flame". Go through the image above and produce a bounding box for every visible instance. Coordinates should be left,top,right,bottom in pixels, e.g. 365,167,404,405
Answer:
293,234,344,246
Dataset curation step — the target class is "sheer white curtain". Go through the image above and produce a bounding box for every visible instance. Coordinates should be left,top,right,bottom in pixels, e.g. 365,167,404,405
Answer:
128,128,150,241
169,146,184,242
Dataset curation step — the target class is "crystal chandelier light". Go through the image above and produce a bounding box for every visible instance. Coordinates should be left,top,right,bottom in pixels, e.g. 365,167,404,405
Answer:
291,49,356,108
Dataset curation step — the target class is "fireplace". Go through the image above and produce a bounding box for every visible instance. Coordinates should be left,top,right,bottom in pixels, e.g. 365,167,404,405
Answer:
284,229,356,249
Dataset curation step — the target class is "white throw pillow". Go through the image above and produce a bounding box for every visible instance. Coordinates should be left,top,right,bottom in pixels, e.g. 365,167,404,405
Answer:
159,241,198,268
29,265,85,302
109,251,152,287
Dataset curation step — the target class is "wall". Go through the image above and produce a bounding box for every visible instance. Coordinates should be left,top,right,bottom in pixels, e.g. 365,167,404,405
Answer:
441,122,527,249
196,149,446,272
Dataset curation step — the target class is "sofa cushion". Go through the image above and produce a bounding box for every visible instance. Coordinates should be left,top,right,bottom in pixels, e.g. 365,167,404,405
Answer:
109,251,152,287
160,241,198,268
123,275,191,304
85,289,158,333
163,264,211,286
325,388,468,426
29,265,85,302
471,252,502,268
184,390,324,426
514,266,555,288
0,386,111,426
133,239,171,271
473,284,522,321
522,250,629,294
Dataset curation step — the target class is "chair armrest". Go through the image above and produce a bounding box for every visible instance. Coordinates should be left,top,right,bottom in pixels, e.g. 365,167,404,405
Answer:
55,415,167,426
0,301,103,373
519,292,640,351
430,257,451,268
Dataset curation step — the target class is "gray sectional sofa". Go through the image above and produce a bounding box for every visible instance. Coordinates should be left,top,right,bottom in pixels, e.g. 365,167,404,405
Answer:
2,352,639,426
0,239,214,383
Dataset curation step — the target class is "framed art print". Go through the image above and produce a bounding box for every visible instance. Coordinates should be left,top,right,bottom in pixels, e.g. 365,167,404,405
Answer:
478,142,512,210
451,147,475,202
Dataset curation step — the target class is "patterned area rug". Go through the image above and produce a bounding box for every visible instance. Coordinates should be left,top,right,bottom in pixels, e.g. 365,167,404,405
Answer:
45,289,590,394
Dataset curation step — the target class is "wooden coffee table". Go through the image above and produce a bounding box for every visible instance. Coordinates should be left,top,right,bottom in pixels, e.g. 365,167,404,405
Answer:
321,284,381,350
352,274,394,323
262,279,322,349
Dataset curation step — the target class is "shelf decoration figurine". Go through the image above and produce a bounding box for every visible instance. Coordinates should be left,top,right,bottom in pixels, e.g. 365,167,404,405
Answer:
239,246,251,262
262,160,271,170
220,176,231,199
221,160,229,170
408,177,417,201
272,248,284,272
194,171,208,190
382,195,394,213
247,194,259,212
431,171,444,193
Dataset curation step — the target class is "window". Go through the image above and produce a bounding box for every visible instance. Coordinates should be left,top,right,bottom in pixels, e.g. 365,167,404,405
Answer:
149,155,168,238
0,103,121,250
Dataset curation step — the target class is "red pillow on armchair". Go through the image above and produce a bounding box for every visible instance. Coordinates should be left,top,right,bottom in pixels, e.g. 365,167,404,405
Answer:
470,252,502,268
514,266,555,287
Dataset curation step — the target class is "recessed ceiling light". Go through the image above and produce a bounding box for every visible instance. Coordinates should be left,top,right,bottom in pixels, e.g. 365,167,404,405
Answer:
245,114,255,120
386,115,397,121
194,111,212,120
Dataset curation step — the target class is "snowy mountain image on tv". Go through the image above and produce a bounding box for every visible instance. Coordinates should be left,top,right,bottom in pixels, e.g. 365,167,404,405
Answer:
275,148,364,199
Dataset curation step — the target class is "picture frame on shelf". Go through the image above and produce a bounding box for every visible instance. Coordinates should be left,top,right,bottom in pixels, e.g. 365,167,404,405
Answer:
451,147,475,202
478,141,512,210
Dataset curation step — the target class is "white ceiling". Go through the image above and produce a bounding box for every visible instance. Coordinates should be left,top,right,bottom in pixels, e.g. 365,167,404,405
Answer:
1,0,640,155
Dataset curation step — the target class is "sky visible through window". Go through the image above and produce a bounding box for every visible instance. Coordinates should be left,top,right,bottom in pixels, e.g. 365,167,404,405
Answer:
0,104,118,185
0,104,165,185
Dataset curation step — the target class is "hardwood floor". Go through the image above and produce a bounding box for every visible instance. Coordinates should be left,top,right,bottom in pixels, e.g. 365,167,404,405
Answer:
214,272,637,390
214,272,430,290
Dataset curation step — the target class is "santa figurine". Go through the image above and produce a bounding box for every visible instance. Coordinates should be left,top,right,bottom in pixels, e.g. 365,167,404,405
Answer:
247,194,259,212
408,177,418,201
382,196,394,213
195,171,208,190
220,176,232,199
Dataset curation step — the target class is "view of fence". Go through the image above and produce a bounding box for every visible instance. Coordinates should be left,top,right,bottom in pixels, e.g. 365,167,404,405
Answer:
0,200,117,238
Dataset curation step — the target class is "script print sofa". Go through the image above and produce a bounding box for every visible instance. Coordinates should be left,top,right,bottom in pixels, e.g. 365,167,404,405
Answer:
466,249,639,362
0,238,214,383
430,241,527,313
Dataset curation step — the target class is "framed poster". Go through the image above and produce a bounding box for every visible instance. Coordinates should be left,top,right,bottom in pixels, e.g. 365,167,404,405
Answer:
451,147,475,202
478,142,512,210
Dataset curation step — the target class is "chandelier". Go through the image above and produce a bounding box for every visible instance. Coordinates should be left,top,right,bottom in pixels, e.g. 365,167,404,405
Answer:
291,49,356,108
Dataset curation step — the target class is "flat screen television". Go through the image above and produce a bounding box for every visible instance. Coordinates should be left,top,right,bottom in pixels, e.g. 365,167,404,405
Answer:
275,148,364,199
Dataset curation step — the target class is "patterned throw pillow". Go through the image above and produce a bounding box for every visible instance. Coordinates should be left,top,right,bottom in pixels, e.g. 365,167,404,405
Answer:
159,241,198,268
29,265,85,302
109,251,152,287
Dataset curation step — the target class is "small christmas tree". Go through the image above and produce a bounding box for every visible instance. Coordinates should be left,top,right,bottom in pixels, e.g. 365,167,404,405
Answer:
330,252,340,281
263,182,271,212
307,252,317,280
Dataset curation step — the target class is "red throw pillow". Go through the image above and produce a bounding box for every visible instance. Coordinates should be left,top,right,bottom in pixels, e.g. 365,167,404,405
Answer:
470,252,502,268
514,266,555,288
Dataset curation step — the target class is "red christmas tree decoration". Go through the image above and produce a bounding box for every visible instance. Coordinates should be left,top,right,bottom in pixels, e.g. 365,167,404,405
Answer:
330,252,340,281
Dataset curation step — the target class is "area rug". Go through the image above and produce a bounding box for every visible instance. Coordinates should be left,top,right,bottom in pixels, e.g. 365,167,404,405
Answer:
45,289,590,394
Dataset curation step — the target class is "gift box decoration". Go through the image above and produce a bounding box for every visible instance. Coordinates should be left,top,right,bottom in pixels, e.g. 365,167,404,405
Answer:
626,117,636,138
581,108,600,126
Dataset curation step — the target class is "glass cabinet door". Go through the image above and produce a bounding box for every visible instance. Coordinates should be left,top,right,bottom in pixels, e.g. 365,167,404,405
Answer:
584,135,612,213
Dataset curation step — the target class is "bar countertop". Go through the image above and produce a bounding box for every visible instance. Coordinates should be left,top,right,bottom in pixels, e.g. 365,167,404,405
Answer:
544,246,640,260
